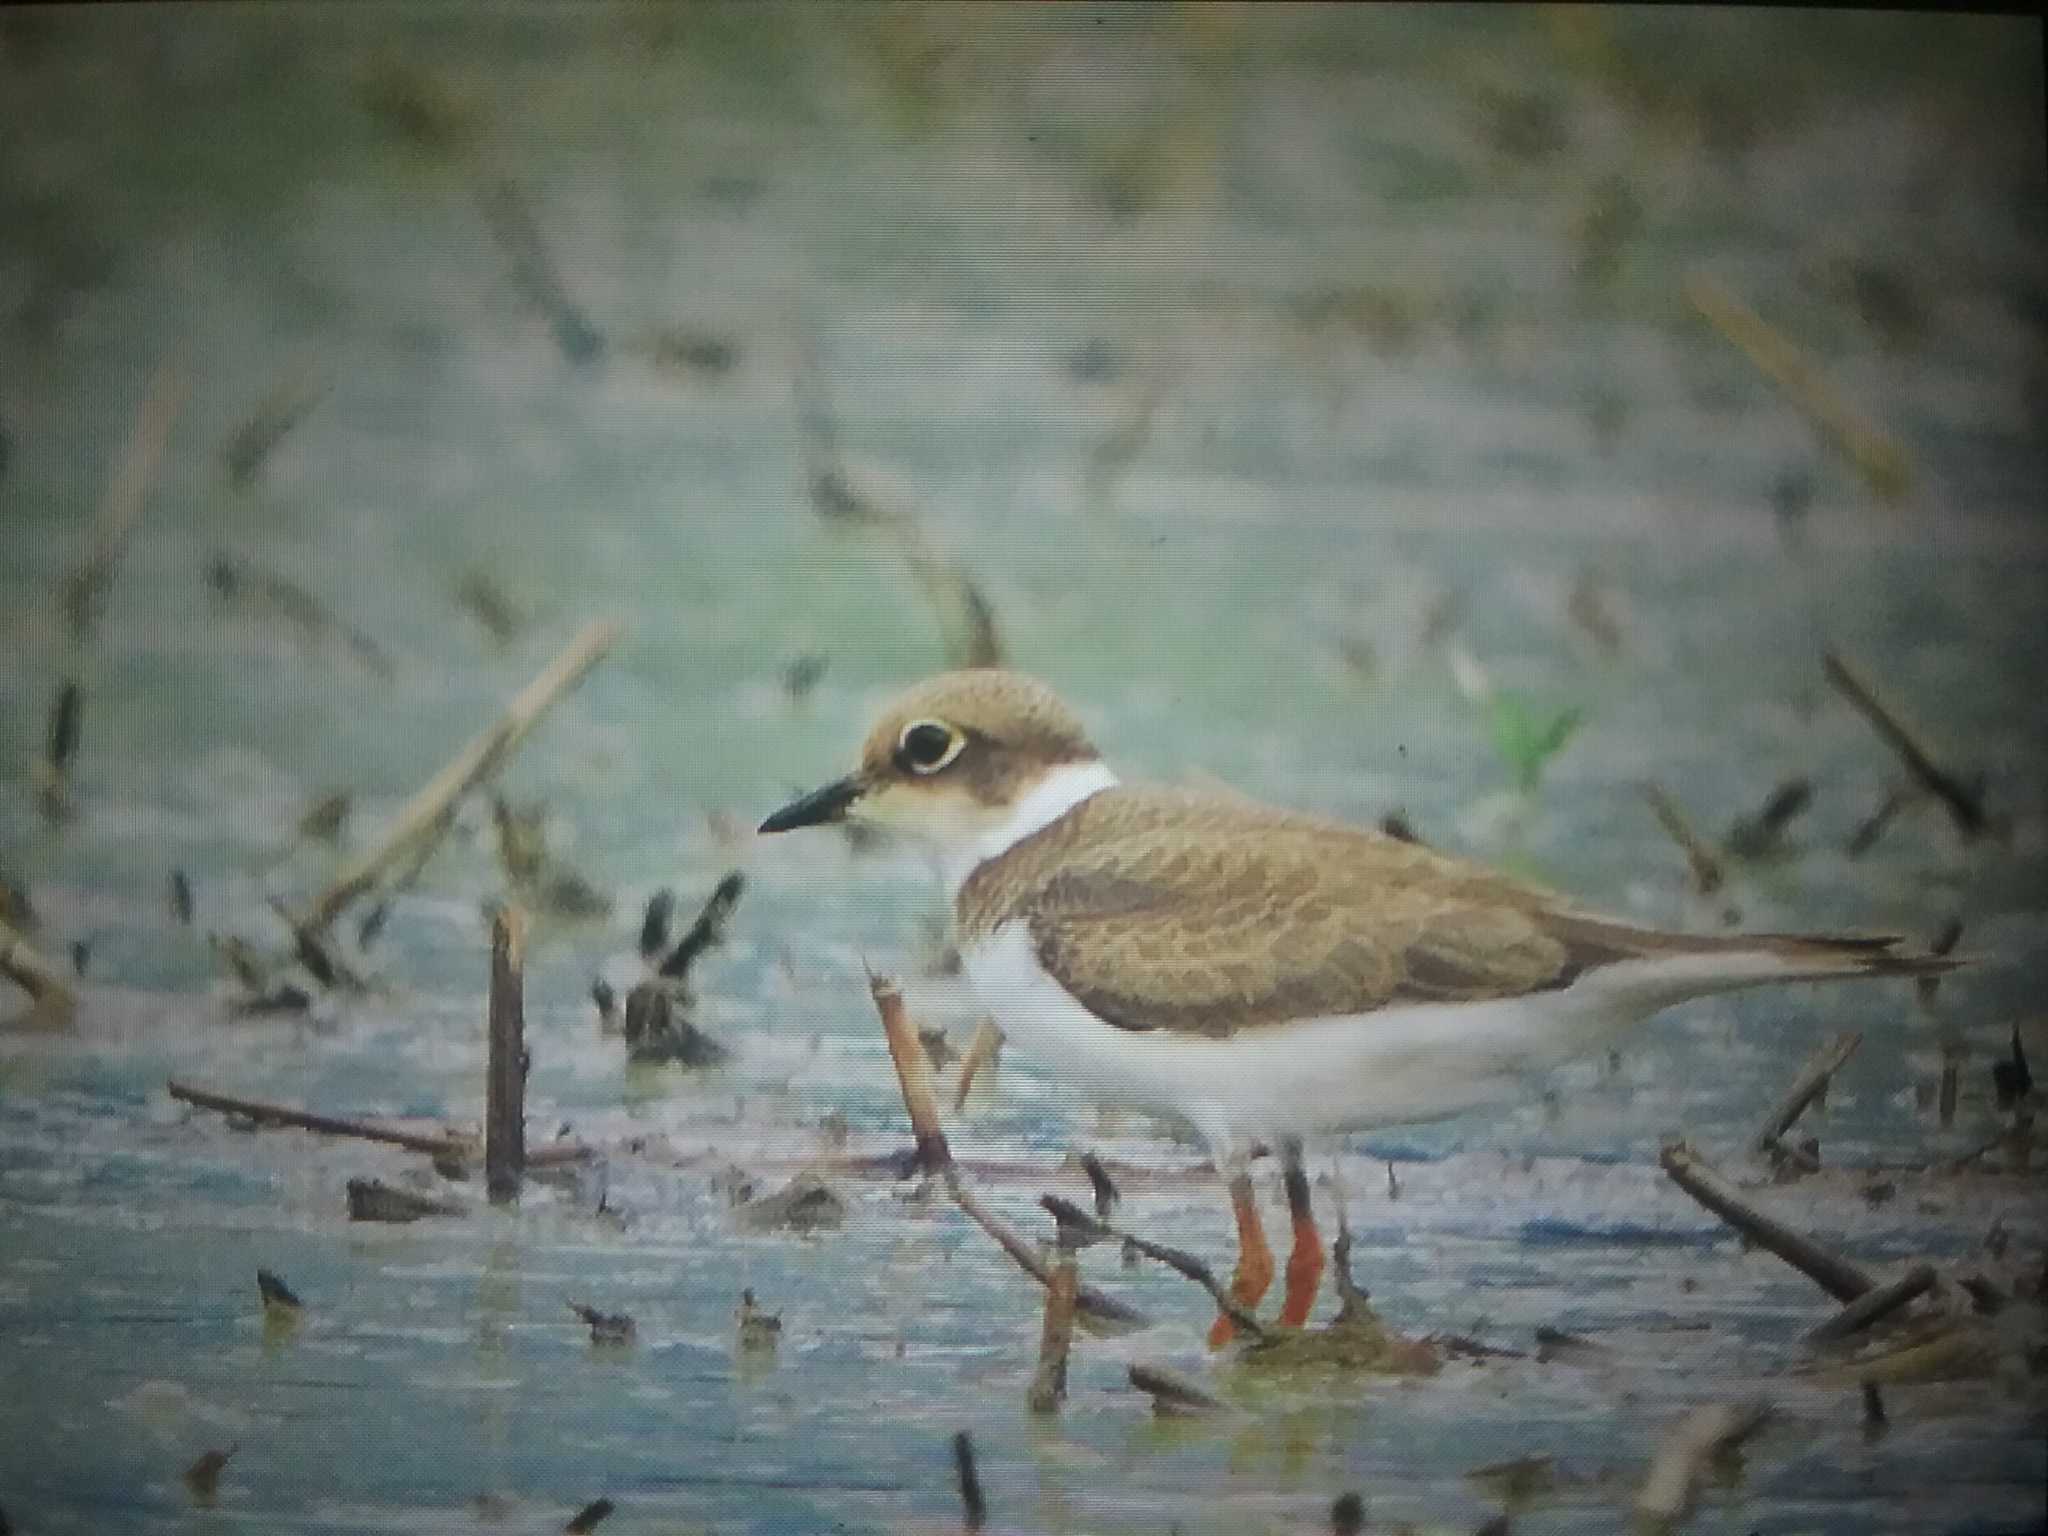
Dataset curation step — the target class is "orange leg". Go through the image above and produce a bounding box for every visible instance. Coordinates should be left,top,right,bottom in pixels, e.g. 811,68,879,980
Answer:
1207,1171,1273,1348
1277,1148,1324,1328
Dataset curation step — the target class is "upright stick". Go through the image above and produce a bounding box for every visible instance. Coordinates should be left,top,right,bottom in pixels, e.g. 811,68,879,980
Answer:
486,905,528,1204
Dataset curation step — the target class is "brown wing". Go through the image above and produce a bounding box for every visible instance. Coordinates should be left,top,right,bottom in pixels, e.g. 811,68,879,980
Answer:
968,785,1636,1038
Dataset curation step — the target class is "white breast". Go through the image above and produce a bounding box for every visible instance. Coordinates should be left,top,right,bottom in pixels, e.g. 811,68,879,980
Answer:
960,923,1785,1155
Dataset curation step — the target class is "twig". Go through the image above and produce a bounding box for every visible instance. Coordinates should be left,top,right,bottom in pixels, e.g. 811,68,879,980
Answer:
480,179,604,365
1823,650,1986,836
867,973,1146,1329
1804,1264,1936,1347
952,1431,986,1533
209,554,396,679
1753,1032,1861,1158
1725,778,1812,860
166,1078,590,1166
1127,1362,1228,1417
299,619,620,935
1686,271,1911,501
1026,1248,1079,1413
869,972,952,1176
563,1497,614,1534
1,915,78,1027
1845,784,1915,858
1658,1141,1876,1302
1040,1194,1264,1342
656,872,744,981
32,677,82,821
61,360,188,639
1633,1397,1772,1532
486,905,527,1204
346,1177,466,1222
224,363,328,489
1639,783,1724,894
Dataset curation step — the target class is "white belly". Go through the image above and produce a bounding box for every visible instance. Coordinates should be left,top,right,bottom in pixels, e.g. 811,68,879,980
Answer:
959,923,1742,1151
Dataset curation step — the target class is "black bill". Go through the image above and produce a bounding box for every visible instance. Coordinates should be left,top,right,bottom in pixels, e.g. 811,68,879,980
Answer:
758,774,864,834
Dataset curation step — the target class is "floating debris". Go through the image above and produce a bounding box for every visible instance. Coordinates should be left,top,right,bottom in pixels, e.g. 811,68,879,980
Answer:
1633,1399,1771,1534
1330,1491,1367,1536
297,790,350,846
1533,1326,1611,1364
256,1268,303,1315
1992,1025,2032,1110
296,620,619,940
638,889,674,960
650,324,740,380
736,1288,782,1350
346,1177,466,1223
1804,1264,1937,1347
454,569,526,646
356,51,477,155
183,1445,236,1503
1026,1245,1079,1413
622,981,727,1067
60,361,187,641
485,905,527,1205
732,1170,845,1233
1127,1362,1228,1418
33,678,80,822
1658,1141,1875,1302
1725,778,1812,860
0,873,33,934
1572,173,1643,286
952,1430,986,1532
1639,782,1725,894
1687,271,1911,501
480,179,605,366
1,914,77,1028
568,1301,635,1345
208,554,396,679
1824,649,1987,836
1845,783,1915,858
1567,568,1625,655
781,653,828,703
563,1496,615,1534
1753,1032,1861,1169
656,872,743,983
223,364,327,489
167,869,193,926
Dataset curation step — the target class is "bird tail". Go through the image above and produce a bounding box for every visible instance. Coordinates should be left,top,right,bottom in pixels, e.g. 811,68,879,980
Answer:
1736,931,1966,980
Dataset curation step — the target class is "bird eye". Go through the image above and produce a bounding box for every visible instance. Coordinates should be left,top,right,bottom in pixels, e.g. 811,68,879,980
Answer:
897,720,963,775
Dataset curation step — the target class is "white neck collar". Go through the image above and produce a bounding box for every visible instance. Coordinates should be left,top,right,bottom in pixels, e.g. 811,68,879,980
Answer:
940,759,1118,900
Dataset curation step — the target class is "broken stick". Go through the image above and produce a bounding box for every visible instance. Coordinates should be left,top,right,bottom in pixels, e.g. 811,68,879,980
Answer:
1633,1397,1772,1533
1639,782,1724,894
1753,1032,1861,1158
1,915,77,1027
1041,1194,1264,1342
1026,1247,1079,1413
486,905,528,1204
61,360,189,639
1659,1141,1876,1302
867,972,1145,1329
1823,649,1985,836
1803,1264,1937,1347
165,1078,591,1166
1686,271,1910,501
299,619,620,935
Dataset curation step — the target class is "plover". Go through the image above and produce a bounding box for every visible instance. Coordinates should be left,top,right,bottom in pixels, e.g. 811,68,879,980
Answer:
760,670,1955,1343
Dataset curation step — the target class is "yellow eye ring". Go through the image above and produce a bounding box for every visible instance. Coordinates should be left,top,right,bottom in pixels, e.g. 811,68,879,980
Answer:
897,719,965,775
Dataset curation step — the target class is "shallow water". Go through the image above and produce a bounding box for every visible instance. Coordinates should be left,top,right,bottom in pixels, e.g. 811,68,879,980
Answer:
3,7,2045,1533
